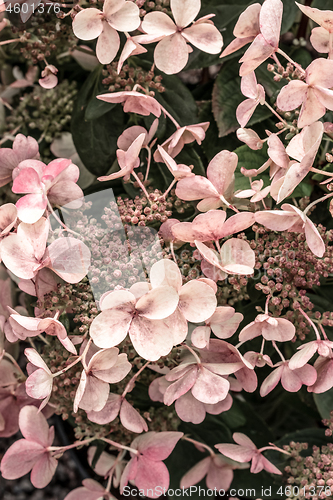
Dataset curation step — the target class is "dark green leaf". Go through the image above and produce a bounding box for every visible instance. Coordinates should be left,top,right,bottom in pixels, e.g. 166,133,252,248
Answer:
233,143,271,191
85,98,116,121
314,388,333,419
71,68,125,177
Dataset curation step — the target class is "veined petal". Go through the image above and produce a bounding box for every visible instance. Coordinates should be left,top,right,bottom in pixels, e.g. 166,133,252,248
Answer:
30,454,58,489
149,259,182,291
16,193,47,224
72,8,104,41
129,316,174,361
108,1,140,32
136,285,179,320
259,0,283,48
176,175,218,201
182,24,223,54
276,80,308,111
154,33,189,74
233,3,260,38
298,88,326,129
239,34,274,76
296,2,333,33
96,23,120,65
179,280,217,323
171,0,200,28
207,150,238,195
90,309,132,348
141,11,176,36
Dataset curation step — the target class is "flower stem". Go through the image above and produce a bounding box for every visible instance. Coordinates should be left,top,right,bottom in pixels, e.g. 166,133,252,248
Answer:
303,192,333,216
122,361,150,398
183,436,215,457
277,48,306,75
102,437,139,455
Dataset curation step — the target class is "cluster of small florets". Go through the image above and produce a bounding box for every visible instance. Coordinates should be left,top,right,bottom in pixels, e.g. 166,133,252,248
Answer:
284,433,333,500
4,80,77,144
267,61,305,83
139,0,170,16
16,22,77,64
248,225,333,331
114,190,173,226
102,62,165,93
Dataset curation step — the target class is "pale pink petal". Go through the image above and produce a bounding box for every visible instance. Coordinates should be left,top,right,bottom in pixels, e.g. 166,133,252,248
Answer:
95,352,131,384
0,439,44,479
15,193,47,224
236,99,258,128
236,128,263,150
276,79,308,111
45,237,91,283
25,369,53,400
48,181,83,210
314,87,333,112
30,453,58,488
0,234,39,279
207,150,238,195
100,290,136,311
191,325,211,349
233,3,260,38
304,219,325,257
268,134,290,169
90,309,132,348
133,430,183,460
260,365,283,397
19,405,50,446
118,39,147,73
107,1,140,32
220,212,255,238
259,0,283,48
171,0,200,27
262,317,295,342
87,393,122,424
78,374,109,412
182,24,223,54
175,392,206,424
72,9,104,40
280,365,302,392
309,357,333,394
149,259,182,291
210,308,243,339
136,285,179,320
120,399,148,433
195,241,223,271
117,126,148,151
205,394,233,415
191,366,229,404
296,3,333,33
215,443,253,463
220,36,255,58
298,88,326,129
176,175,218,201
179,280,217,323
164,367,197,406
163,308,188,345
255,210,297,231
17,217,49,261
289,342,318,370
239,34,274,76
129,316,174,361
154,33,189,74
141,11,176,35
135,456,169,497
294,364,317,386
180,456,210,489
96,23,120,65
220,239,255,275
310,26,329,53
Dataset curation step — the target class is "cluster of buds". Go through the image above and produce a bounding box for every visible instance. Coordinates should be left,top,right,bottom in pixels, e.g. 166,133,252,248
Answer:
102,62,165,93
139,0,170,17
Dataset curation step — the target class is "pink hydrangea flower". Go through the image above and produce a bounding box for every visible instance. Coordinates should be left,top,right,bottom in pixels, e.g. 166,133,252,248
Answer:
141,0,223,74
255,203,325,258
120,431,183,498
0,134,39,188
296,3,333,57
236,72,265,127
12,157,83,224
260,360,317,397
89,278,180,361
154,122,210,160
220,3,261,58
308,356,333,394
289,339,333,370
216,433,282,475
276,59,333,128
87,393,148,434
191,306,243,348
0,405,58,488
239,314,295,343
25,348,54,409
236,128,264,150
0,218,91,283
73,347,131,413
97,90,162,117
176,150,238,211
72,0,141,65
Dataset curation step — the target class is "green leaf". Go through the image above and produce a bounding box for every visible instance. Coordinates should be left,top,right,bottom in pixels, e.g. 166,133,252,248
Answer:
155,73,198,126
71,68,125,177
85,97,116,121
212,60,272,138
314,388,333,419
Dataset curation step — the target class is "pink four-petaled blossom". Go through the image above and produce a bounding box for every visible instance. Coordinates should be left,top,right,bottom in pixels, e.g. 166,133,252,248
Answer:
176,150,237,211
289,339,333,370
216,432,282,475
0,134,39,188
236,72,265,127
277,59,333,128
87,393,148,434
98,133,146,182
0,405,58,488
296,3,333,56
260,360,317,397
97,90,161,117
195,238,256,281
120,431,183,498
255,204,325,258
141,0,223,74
239,314,295,343
191,305,243,349
154,122,210,161
171,210,255,243
0,218,91,283
89,277,180,361
72,0,140,65
73,347,131,413
12,157,83,224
